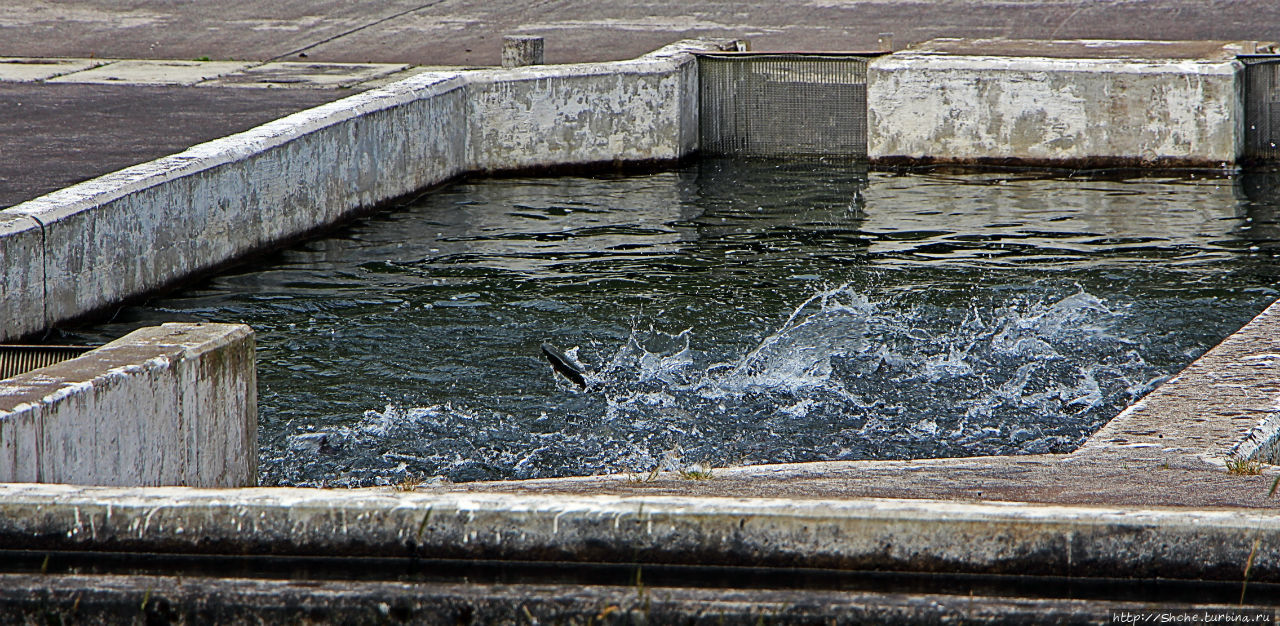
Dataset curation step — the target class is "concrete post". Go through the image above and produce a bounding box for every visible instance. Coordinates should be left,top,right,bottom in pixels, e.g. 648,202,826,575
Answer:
502,36,544,68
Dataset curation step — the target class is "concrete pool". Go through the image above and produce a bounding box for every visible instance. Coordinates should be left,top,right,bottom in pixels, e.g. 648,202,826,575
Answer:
3,37,1280,619
66,160,1280,488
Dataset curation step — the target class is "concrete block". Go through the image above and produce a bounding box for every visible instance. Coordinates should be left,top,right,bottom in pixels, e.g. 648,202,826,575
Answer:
47,60,254,86
502,36,545,68
869,47,1244,167
0,323,256,487
468,40,717,171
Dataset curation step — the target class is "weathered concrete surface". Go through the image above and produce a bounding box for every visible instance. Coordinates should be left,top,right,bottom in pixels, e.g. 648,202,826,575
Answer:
7,1,1280,224
199,61,412,89
0,323,256,487
0,82,344,211
45,59,254,86
0,213,44,340
0,40,726,343
8,1,1280,66
2,483,1279,583
467,41,706,172
501,35,544,69
4,573,1263,624
1082,299,1280,464
908,38,1270,60
869,40,1245,167
0,57,103,81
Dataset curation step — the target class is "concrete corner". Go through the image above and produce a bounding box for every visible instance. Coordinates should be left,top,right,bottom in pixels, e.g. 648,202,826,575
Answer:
0,323,256,487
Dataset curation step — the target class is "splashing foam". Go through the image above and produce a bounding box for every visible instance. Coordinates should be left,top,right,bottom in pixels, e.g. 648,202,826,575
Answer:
271,284,1166,486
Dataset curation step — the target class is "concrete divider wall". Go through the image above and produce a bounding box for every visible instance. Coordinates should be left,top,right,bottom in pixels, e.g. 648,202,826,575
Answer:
467,43,703,170
0,486,1277,582
0,76,472,342
0,323,255,487
0,39,730,343
868,47,1245,167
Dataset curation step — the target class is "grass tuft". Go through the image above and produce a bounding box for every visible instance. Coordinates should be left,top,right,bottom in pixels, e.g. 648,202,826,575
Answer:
1226,456,1264,476
678,466,714,481
627,466,661,483
392,474,423,491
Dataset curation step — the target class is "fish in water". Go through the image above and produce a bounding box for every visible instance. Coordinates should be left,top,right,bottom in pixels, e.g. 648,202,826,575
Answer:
541,342,589,389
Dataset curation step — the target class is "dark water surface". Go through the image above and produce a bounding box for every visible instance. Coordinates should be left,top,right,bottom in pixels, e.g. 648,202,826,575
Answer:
69,161,1280,486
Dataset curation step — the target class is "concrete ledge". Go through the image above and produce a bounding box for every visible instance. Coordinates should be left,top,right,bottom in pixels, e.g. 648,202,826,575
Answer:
868,42,1245,167
2,573,1247,624
0,323,256,487
1,484,1278,583
1081,299,1280,463
0,39,733,343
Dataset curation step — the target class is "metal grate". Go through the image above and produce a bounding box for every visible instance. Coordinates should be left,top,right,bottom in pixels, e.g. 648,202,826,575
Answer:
1243,55,1280,162
0,345,91,380
699,54,869,158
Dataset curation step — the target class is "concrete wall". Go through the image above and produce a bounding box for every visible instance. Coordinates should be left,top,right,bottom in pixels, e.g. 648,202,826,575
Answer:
0,39,728,343
467,42,702,171
1,485,1278,582
0,323,256,487
868,53,1243,167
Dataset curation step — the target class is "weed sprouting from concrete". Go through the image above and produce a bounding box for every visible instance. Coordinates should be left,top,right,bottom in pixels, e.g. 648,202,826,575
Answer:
192,56,212,62
393,474,423,491
627,466,661,483
1242,534,1263,606
416,507,434,539
1226,457,1264,476
1240,472,1280,605
679,465,714,480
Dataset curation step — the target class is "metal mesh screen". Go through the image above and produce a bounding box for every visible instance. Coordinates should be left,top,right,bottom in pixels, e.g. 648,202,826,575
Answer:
699,54,868,158
0,345,90,380
1243,56,1280,162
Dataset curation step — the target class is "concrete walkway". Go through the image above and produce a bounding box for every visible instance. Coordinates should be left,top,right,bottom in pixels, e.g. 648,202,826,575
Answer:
7,1,1280,66
6,1,1280,210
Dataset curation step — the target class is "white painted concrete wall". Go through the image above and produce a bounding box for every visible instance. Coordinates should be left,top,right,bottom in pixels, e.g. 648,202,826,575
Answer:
0,40,727,343
868,53,1243,166
468,43,702,171
0,323,256,487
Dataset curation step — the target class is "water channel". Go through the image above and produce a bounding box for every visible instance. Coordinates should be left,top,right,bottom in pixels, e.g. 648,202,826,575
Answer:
69,160,1280,486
